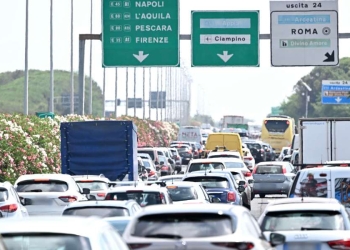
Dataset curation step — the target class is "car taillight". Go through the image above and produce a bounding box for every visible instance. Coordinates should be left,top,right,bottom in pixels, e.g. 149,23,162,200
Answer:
0,204,18,213
245,157,253,161
244,172,252,177
128,243,152,249
105,194,111,200
328,239,350,249
161,166,169,171
282,168,286,174
59,196,77,203
176,156,180,160
97,193,106,197
149,170,155,176
227,191,236,202
211,242,254,249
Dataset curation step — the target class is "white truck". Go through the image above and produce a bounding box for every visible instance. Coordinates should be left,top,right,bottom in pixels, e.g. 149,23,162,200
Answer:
299,118,350,165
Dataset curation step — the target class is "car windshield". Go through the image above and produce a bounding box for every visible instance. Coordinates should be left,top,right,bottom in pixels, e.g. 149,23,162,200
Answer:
0,188,9,201
261,211,344,231
265,120,289,133
76,181,108,191
255,165,283,174
138,150,154,160
178,147,190,152
167,186,197,201
2,233,92,250
106,219,131,235
131,213,234,238
224,162,245,168
184,177,229,188
143,161,151,168
63,207,129,217
16,180,69,192
246,143,262,150
105,191,162,206
189,163,225,172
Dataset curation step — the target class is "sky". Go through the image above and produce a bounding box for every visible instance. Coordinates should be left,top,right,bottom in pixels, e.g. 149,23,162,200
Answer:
0,0,349,123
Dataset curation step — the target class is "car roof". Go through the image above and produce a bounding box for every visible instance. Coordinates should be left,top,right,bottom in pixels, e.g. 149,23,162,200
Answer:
15,174,74,183
64,200,137,209
256,161,290,166
184,170,232,178
104,216,132,222
158,175,184,180
107,185,166,192
72,176,110,182
137,204,247,215
189,158,241,163
0,182,13,188
166,181,202,187
0,216,113,236
300,167,350,173
264,198,343,212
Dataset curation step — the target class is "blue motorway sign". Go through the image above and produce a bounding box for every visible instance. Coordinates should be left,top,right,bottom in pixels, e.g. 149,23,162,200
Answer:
322,80,350,104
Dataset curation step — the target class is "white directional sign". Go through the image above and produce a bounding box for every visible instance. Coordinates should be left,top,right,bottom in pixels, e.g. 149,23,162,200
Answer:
270,0,339,67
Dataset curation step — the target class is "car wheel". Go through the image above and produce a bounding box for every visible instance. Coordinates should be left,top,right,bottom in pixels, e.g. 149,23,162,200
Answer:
259,194,266,198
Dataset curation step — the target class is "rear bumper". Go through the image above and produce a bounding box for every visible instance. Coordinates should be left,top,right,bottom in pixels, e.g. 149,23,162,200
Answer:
253,183,291,194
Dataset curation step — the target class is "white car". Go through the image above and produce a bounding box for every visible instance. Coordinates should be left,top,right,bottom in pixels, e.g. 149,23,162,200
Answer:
258,197,350,250
73,175,111,200
123,204,284,249
243,144,256,170
0,216,129,250
207,151,241,159
14,174,89,216
0,181,28,218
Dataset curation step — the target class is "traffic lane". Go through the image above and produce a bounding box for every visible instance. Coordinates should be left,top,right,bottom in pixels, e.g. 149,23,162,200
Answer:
251,195,287,220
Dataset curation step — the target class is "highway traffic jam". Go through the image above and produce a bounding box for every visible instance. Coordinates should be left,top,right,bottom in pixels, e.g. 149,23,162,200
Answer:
1,116,350,250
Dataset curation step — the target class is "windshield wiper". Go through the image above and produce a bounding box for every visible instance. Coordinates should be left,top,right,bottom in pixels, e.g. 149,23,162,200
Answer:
25,189,42,192
144,233,182,239
301,227,327,231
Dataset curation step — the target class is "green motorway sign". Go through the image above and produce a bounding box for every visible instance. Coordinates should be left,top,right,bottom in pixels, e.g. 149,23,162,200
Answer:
102,0,180,67
191,11,259,67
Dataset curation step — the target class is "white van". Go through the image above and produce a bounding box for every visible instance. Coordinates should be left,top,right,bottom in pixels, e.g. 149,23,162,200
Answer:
289,134,299,155
288,167,350,209
177,126,203,144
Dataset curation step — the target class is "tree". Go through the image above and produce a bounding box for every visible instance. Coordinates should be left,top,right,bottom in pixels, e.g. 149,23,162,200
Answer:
191,114,215,126
280,57,350,121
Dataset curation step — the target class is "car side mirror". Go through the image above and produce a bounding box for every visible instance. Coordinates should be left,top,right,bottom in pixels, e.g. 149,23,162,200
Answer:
82,188,90,195
270,233,286,246
248,179,254,184
238,186,245,193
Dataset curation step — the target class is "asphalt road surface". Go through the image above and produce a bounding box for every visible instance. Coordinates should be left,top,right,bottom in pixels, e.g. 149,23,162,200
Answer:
251,195,287,219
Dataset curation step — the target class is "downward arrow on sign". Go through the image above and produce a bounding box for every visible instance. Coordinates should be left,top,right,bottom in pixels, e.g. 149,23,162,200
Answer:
217,51,233,63
133,51,149,63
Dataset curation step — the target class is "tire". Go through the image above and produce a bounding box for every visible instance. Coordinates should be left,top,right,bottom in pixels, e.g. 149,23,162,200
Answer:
259,194,266,198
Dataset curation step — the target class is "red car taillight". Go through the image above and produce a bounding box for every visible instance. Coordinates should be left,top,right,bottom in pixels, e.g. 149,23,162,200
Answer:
148,170,155,176
59,196,77,203
244,172,252,177
161,166,169,171
328,239,350,249
97,193,106,197
128,244,152,249
211,242,254,249
245,157,253,161
0,204,18,213
227,191,236,202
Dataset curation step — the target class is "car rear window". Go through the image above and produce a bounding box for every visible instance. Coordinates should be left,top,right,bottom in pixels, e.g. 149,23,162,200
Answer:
255,165,283,174
131,213,234,238
184,177,229,188
264,120,289,133
138,150,155,160
166,186,198,201
246,143,262,150
105,191,162,206
225,162,245,168
106,219,131,235
261,211,344,231
63,207,129,217
0,188,9,202
2,233,92,250
189,163,225,172
75,180,108,191
16,180,69,192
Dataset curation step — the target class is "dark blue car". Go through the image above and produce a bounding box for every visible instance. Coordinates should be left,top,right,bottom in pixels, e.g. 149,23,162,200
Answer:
182,170,244,206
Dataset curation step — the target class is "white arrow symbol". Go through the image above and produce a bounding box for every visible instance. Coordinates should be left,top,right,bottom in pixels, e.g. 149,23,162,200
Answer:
217,51,233,63
335,97,342,103
133,51,149,63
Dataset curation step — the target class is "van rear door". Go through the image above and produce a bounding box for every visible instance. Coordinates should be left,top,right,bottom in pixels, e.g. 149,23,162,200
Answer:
330,169,350,208
289,169,330,198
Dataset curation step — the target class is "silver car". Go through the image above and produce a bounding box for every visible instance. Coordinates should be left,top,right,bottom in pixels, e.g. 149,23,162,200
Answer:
73,175,111,200
14,174,89,216
252,162,296,198
0,216,129,249
123,204,284,249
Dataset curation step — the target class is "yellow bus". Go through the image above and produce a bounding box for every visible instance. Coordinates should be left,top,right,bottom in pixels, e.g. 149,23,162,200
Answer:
261,115,295,155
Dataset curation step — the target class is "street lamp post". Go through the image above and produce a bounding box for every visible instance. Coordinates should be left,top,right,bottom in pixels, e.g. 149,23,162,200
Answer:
299,80,312,118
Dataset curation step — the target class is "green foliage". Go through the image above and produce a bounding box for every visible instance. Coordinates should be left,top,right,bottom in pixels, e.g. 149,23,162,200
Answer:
280,57,350,121
0,70,103,116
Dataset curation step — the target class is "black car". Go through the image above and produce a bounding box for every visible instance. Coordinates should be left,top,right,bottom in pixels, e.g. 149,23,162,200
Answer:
262,143,276,161
245,141,267,164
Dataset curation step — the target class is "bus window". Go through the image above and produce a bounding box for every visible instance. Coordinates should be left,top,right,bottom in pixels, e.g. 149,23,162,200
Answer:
264,120,289,133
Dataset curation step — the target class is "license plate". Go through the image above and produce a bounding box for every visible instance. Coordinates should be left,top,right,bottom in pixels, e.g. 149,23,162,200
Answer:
284,242,320,250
